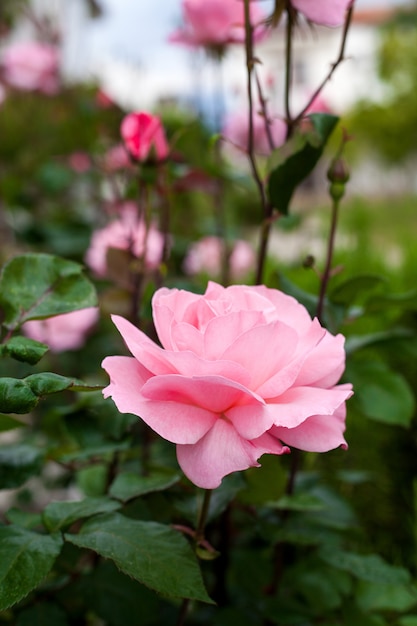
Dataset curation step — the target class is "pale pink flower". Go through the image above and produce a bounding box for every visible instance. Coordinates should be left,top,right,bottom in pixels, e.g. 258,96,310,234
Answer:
102,144,132,172
223,110,287,155
85,202,164,277
23,308,99,353
291,0,353,27
68,151,91,173
120,112,169,163
169,0,266,50
183,236,255,279
102,282,352,489
1,41,60,94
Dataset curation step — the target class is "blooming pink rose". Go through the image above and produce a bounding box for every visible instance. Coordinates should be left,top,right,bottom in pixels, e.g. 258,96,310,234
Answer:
223,110,287,155
120,112,169,163
183,236,255,280
102,282,352,489
1,41,60,94
23,307,99,353
291,0,353,27
85,202,164,277
169,0,266,50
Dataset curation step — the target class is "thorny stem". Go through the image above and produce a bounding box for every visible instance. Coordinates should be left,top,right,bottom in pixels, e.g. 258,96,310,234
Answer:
254,67,275,153
293,3,355,126
284,2,295,138
316,194,341,324
176,490,213,626
243,0,276,286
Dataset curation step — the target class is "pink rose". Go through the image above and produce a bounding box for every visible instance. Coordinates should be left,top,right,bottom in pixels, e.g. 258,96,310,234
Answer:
223,110,287,155
1,41,60,94
120,112,169,163
102,282,352,489
68,151,91,173
85,202,164,277
291,0,353,27
169,0,266,50
183,236,255,280
102,144,132,172
23,307,99,353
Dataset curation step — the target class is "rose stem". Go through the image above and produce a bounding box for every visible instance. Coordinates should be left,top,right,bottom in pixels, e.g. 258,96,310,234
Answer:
176,490,213,626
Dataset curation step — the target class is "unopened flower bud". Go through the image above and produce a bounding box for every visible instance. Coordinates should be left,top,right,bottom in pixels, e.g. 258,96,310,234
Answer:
327,157,349,201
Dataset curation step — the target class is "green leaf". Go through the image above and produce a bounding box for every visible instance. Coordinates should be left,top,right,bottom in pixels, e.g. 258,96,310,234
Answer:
356,580,417,612
0,444,43,489
0,414,26,432
0,253,97,330
109,471,180,502
345,329,414,355
319,549,411,585
0,526,63,610
43,497,121,533
330,275,387,306
346,360,415,427
6,509,43,530
267,113,339,215
65,512,213,603
77,561,169,626
16,602,69,626
0,378,38,414
25,373,83,396
0,336,49,365
268,493,325,512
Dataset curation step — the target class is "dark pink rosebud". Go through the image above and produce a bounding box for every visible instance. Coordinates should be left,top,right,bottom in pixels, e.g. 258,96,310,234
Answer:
120,112,169,163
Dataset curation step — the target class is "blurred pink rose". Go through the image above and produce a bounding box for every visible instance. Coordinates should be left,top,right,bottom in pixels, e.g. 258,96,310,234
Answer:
169,0,266,50
102,282,352,488
23,308,99,353
120,112,169,162
223,110,287,155
85,202,164,277
291,0,353,27
183,236,255,279
68,151,91,173
102,144,132,172
1,41,60,94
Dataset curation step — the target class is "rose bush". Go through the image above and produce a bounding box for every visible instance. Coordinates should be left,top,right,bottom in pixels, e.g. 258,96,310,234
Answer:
120,111,169,162
1,41,60,94
292,0,353,27
169,0,266,50
102,282,352,488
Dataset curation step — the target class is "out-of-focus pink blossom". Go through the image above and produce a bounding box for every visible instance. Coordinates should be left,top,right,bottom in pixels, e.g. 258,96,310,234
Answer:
96,89,114,108
169,0,266,50
1,41,60,94
120,112,169,163
291,0,353,27
23,308,99,353
68,152,91,173
85,202,164,277
223,110,287,155
0,84,5,106
183,236,255,280
102,144,132,172
102,282,352,488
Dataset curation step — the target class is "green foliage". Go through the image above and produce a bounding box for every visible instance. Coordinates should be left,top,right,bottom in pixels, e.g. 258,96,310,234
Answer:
65,512,213,603
0,526,63,610
0,254,97,331
267,113,339,214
